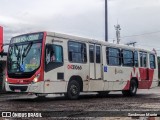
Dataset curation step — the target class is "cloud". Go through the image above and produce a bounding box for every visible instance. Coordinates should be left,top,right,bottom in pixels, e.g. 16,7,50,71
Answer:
0,0,160,54
0,0,105,43
108,0,160,54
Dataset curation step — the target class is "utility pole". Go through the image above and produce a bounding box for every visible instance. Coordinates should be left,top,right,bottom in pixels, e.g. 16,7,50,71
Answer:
114,24,121,44
105,0,108,42
126,42,137,47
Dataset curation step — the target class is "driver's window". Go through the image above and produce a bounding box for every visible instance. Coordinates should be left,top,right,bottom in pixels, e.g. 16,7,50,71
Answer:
46,44,63,65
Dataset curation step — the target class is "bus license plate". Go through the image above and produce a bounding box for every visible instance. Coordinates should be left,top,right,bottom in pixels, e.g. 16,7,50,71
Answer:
15,89,21,92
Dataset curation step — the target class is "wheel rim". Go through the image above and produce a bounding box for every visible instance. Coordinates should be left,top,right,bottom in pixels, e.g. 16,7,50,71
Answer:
70,84,78,96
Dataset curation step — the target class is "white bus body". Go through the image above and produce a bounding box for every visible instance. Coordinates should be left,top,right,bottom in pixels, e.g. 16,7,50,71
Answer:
5,32,158,99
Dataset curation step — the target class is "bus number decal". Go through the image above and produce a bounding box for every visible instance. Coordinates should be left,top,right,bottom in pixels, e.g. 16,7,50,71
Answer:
67,65,82,70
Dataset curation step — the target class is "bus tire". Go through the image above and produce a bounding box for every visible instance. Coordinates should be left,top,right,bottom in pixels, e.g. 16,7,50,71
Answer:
66,80,80,100
97,91,110,97
122,90,130,96
122,80,138,96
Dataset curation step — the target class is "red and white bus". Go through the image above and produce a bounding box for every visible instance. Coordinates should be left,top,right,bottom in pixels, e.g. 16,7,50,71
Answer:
5,32,158,99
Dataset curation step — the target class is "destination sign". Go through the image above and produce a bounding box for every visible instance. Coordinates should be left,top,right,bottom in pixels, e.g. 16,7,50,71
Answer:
11,33,44,44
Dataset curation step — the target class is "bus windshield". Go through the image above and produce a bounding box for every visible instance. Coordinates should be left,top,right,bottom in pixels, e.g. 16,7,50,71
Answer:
7,33,43,78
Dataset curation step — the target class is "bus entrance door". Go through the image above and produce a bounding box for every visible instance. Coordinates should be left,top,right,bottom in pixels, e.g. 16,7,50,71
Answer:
89,44,95,80
139,52,149,88
89,44,102,80
89,44,103,91
95,45,101,80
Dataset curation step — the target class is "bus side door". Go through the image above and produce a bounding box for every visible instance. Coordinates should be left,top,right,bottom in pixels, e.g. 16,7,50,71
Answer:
139,52,149,88
89,44,103,91
89,44,95,80
139,52,148,80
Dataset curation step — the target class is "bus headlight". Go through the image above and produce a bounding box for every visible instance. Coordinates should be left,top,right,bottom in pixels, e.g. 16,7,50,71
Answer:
33,74,40,83
6,78,8,82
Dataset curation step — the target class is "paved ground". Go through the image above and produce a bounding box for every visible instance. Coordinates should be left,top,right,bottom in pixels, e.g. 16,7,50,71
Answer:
0,87,160,119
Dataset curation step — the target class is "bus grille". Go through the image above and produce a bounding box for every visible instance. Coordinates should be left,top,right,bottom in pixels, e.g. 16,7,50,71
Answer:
9,86,28,92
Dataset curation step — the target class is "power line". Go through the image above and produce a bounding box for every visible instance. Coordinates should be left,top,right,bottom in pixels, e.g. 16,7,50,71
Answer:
137,44,159,48
121,30,160,38
109,30,160,40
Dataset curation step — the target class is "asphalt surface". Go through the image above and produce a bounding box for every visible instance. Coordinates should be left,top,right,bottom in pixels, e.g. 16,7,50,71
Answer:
0,87,160,119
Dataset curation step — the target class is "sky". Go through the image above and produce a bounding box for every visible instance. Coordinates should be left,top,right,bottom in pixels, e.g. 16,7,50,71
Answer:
0,0,160,54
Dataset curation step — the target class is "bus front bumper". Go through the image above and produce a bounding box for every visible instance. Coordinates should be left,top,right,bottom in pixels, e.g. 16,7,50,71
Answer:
5,81,44,93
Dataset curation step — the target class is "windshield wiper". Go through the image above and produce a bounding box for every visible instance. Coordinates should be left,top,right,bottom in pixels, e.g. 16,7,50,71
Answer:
21,42,33,66
22,42,33,57
8,47,13,55
13,44,21,71
14,44,19,57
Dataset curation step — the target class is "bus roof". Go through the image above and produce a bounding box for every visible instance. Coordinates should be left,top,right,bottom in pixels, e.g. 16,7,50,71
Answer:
46,31,155,54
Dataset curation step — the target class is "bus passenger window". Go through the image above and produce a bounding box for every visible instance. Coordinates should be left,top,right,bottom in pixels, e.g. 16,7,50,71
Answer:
68,41,87,63
134,51,138,67
150,54,156,69
54,46,63,62
46,44,63,64
140,52,147,67
46,45,52,64
140,53,143,67
143,53,147,67
106,47,121,66
96,46,100,63
122,50,134,67
89,45,94,63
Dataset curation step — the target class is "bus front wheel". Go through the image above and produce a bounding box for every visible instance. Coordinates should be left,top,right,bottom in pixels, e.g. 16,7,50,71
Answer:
66,80,80,100
122,80,138,96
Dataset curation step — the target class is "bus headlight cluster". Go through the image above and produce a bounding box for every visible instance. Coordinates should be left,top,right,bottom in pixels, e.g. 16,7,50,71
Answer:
33,74,40,83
